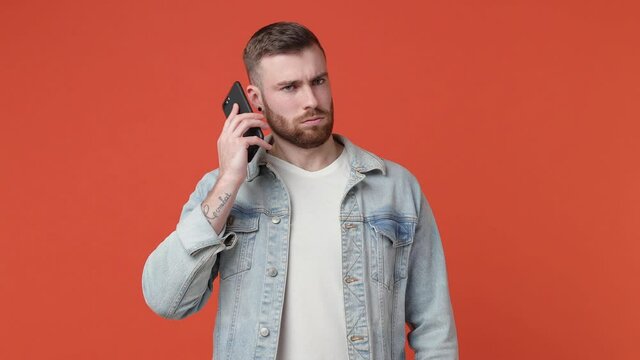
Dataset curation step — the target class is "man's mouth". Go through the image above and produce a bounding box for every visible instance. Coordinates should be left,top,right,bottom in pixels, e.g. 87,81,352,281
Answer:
302,116,323,124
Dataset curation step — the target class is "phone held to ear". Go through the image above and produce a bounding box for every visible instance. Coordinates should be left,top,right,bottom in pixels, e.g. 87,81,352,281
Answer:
222,81,264,163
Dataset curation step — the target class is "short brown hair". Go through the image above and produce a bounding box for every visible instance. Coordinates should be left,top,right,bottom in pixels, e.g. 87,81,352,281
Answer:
243,22,325,86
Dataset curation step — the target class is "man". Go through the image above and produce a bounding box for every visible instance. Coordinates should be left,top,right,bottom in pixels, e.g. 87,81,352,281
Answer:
142,22,458,359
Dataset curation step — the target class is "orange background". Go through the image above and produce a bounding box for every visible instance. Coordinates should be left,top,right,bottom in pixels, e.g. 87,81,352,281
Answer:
1,0,639,359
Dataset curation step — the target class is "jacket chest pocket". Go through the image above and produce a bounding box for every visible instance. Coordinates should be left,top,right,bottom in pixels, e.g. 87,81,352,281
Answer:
219,211,260,281
367,217,415,290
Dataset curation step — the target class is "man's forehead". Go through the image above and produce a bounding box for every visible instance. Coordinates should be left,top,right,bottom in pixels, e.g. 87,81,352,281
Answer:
256,45,327,85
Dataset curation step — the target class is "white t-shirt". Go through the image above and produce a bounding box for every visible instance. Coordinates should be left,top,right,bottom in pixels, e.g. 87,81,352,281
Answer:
266,149,350,360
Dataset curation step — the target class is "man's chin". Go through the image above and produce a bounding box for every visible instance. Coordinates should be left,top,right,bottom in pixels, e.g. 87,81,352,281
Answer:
303,125,333,146
287,129,332,149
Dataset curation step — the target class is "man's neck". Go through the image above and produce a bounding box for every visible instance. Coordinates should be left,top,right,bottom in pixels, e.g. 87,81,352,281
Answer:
267,134,344,172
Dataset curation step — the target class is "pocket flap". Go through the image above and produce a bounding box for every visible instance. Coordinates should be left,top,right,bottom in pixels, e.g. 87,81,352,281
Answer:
226,212,260,233
369,217,416,247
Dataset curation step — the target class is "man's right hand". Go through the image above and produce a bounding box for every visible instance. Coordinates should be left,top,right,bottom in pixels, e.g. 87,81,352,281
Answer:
200,103,271,235
217,103,272,185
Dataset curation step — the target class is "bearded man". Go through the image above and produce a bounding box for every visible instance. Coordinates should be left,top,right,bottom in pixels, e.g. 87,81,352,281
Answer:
142,21,458,360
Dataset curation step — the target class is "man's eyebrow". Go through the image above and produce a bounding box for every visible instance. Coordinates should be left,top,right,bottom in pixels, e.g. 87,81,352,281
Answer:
312,72,328,80
275,72,329,87
275,79,299,87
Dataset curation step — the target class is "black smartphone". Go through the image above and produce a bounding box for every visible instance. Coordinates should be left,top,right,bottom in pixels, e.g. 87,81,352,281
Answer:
222,81,264,163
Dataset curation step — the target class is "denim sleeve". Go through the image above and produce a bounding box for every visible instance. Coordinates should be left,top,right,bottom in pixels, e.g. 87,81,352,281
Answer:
141,171,237,320
405,193,459,359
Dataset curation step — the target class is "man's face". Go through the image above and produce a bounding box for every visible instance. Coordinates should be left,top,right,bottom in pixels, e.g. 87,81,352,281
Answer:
254,45,334,149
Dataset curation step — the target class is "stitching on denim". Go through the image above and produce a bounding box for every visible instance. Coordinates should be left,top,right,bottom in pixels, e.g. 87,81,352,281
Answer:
393,246,411,284
377,276,387,358
222,238,253,280
224,271,245,360
348,317,370,360
391,284,400,360
341,184,371,360
369,224,394,291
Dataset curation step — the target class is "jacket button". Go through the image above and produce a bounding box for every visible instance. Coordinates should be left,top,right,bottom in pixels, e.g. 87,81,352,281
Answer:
226,216,234,226
344,276,358,284
271,216,281,224
259,327,270,337
267,267,278,277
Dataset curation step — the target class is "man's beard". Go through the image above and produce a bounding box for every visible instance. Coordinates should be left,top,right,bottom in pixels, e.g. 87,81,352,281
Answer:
262,99,334,149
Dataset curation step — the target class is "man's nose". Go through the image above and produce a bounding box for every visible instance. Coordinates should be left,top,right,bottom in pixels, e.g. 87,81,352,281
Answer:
300,85,319,110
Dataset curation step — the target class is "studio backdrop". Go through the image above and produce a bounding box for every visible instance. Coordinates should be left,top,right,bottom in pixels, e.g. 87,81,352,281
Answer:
1,0,638,359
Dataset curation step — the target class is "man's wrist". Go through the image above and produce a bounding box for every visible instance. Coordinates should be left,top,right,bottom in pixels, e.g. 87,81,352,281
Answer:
216,171,244,189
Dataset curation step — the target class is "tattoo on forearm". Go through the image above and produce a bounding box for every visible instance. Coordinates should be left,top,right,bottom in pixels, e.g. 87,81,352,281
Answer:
202,192,232,224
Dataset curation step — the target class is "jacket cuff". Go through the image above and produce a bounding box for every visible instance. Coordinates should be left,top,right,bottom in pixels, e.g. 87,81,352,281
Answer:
176,206,237,255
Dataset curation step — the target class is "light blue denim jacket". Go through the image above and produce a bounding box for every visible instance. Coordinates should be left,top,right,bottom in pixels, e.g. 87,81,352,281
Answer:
142,134,458,359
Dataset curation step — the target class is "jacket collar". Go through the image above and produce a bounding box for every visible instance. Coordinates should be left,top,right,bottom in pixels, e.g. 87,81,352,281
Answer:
246,133,386,182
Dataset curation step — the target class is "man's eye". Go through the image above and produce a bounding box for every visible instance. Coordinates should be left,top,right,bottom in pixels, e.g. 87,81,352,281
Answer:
314,78,326,85
282,85,294,91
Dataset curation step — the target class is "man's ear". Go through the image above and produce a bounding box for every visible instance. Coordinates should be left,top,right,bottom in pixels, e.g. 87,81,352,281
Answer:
246,84,263,112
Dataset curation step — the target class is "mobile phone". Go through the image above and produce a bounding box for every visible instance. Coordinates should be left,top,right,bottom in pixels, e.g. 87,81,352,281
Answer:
222,81,264,163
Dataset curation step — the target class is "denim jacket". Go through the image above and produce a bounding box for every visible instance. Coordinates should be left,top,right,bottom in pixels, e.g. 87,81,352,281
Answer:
142,134,458,359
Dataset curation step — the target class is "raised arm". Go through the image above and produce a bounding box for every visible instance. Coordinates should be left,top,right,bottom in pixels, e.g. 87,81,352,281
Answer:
141,102,271,319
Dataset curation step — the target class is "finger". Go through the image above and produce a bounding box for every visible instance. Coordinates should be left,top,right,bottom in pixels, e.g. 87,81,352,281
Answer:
228,112,265,134
222,103,239,131
233,118,270,137
243,136,273,150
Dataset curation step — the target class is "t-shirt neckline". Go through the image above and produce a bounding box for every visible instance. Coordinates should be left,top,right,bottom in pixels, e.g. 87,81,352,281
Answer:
265,148,348,178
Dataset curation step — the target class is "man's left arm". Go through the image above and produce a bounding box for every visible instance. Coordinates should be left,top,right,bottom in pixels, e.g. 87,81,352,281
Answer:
405,192,459,359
